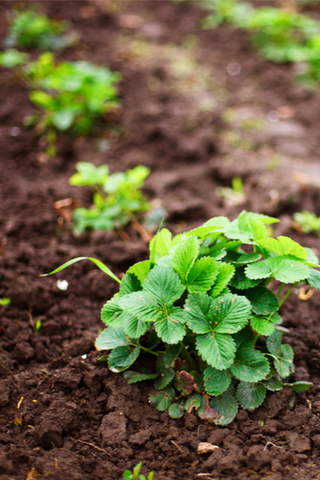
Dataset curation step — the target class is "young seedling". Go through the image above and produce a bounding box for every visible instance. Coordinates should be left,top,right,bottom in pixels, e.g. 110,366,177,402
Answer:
43,211,318,424
0,52,120,156
293,211,320,237
123,462,154,480
68,162,150,234
3,5,78,51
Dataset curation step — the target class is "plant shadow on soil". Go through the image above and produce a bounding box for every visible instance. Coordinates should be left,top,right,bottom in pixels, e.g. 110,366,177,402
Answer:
2,1,320,479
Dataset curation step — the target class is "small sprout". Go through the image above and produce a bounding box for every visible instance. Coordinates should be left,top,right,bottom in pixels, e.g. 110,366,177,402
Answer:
197,442,220,454
14,415,23,427
123,462,154,480
0,298,11,306
35,319,42,332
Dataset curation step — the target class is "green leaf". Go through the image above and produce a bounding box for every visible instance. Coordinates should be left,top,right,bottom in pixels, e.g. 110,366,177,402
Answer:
169,399,186,418
198,395,219,422
108,344,140,372
149,386,176,411
250,314,277,336
163,344,181,368
123,370,158,384
210,386,238,426
127,260,151,283
229,265,261,290
237,381,266,411
308,268,320,289
249,218,267,241
210,263,235,297
246,257,310,283
185,392,202,412
188,293,251,335
267,331,294,378
196,332,236,370
231,348,269,382
119,273,141,295
211,294,251,334
52,109,75,130
154,368,175,390
122,313,150,338
171,236,199,283
149,228,172,263
204,367,232,396
288,381,312,393
234,326,255,349
264,376,283,391
186,257,219,293
69,162,109,186
119,291,158,321
41,256,121,284
257,236,307,259
143,265,185,306
245,287,279,315
95,327,130,350
232,253,262,265
304,248,319,266
0,48,29,67
184,292,213,334
155,307,186,344
101,298,125,327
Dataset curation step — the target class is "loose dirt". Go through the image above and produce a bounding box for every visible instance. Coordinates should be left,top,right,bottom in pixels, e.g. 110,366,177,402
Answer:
1,1,320,479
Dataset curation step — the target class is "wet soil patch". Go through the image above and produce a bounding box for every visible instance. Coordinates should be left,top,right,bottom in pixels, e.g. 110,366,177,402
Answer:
1,1,320,479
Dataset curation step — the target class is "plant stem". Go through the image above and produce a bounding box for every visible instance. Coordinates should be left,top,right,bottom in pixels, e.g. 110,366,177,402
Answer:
279,282,298,308
179,342,197,370
140,346,159,356
276,283,284,299
262,276,273,288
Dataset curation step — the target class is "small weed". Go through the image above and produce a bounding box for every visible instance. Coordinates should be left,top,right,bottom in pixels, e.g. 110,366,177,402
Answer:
123,462,154,480
69,162,150,234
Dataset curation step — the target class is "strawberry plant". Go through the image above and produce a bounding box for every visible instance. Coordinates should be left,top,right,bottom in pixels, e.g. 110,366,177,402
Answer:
69,162,150,234
44,211,319,425
293,211,320,236
25,52,120,135
3,5,78,51
201,0,320,87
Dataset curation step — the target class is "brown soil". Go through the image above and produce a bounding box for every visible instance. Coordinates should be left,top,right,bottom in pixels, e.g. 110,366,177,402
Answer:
2,1,320,479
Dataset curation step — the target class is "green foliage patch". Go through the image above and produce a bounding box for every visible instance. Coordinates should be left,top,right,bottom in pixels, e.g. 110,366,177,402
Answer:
69,162,150,234
3,5,77,51
201,0,320,88
44,211,317,424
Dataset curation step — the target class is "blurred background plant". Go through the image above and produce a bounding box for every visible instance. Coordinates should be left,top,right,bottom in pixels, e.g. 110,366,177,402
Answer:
3,4,79,51
67,162,151,235
292,211,320,236
200,0,320,89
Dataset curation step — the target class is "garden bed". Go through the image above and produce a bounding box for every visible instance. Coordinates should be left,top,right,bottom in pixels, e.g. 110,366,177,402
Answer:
1,1,320,479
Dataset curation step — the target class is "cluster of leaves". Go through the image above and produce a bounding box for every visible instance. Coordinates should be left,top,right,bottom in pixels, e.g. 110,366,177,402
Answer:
45,211,318,424
3,5,78,51
123,462,154,480
25,52,120,135
201,0,320,88
293,211,320,236
69,162,150,234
